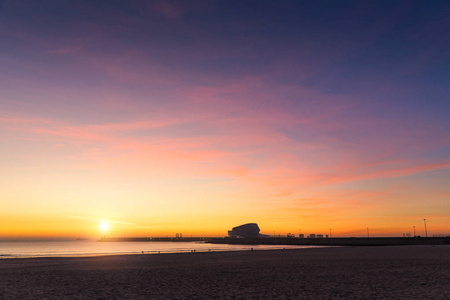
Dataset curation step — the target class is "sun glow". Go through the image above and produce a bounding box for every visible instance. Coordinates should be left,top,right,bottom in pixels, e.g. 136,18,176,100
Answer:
99,221,110,233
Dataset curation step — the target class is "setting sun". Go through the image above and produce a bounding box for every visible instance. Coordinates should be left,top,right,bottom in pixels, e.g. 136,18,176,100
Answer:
99,221,110,233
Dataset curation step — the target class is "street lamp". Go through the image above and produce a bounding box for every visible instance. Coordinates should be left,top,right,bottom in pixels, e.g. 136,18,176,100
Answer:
423,219,428,237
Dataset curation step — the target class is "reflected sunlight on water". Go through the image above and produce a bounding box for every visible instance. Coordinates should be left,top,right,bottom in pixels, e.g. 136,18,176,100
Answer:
0,240,326,258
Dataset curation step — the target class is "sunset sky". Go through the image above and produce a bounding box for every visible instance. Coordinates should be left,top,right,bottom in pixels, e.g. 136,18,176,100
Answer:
1,1,449,239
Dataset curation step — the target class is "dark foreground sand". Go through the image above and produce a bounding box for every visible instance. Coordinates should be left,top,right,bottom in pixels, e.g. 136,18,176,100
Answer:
1,246,449,299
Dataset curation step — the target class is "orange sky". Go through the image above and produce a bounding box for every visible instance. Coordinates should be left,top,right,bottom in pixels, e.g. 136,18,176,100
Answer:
1,1,449,239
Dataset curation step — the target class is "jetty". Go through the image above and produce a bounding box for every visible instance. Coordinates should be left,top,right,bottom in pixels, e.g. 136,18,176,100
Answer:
98,237,210,242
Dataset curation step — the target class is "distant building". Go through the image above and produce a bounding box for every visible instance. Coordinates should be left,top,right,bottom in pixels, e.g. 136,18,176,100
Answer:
299,234,304,238
287,233,295,238
309,234,316,238
228,223,261,238
317,234,323,238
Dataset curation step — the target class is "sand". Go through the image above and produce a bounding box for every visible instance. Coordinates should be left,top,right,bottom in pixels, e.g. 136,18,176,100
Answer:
0,245,449,299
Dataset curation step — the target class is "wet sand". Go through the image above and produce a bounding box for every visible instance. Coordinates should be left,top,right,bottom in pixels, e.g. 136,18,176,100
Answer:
1,245,449,299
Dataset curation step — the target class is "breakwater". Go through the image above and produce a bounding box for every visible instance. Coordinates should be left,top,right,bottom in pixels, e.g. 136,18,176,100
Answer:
208,237,449,246
98,236,449,246
98,237,210,242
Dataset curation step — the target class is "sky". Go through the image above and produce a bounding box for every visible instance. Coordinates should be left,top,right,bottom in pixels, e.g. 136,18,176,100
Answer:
1,0,449,239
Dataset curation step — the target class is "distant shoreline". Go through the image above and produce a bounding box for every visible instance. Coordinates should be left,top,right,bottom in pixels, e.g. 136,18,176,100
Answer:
98,236,450,246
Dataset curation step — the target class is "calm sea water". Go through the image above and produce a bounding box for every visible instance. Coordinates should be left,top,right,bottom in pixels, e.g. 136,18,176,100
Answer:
0,240,323,258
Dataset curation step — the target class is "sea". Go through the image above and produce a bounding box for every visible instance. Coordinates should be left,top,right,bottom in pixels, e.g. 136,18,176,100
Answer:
0,240,323,258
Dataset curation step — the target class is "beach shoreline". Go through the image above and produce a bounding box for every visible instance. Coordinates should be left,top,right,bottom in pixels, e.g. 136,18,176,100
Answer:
1,245,449,299
0,240,324,259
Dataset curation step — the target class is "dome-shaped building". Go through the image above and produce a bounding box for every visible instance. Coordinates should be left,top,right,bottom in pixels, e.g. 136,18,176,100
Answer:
228,223,260,238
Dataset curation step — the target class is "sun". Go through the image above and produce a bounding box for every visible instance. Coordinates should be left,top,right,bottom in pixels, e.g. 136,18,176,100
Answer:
99,220,110,233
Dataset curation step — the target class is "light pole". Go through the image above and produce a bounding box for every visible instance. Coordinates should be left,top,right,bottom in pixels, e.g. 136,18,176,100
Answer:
413,226,416,237
329,228,332,238
424,219,428,237
367,227,369,238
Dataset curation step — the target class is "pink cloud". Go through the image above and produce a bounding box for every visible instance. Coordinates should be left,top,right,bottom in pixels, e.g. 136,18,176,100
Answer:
3,94,448,194
1,60,449,198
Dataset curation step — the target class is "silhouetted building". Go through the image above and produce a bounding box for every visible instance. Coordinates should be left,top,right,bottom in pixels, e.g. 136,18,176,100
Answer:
228,223,260,238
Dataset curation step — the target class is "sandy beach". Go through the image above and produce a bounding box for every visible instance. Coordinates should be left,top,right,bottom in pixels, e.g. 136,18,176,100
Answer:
1,245,449,299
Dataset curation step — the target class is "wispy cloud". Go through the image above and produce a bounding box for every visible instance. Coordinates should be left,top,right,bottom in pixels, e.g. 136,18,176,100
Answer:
46,46,82,55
